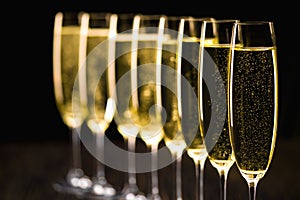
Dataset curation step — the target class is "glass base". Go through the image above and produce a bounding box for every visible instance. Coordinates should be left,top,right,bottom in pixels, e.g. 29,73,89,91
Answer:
52,179,89,198
53,168,92,195
84,178,121,200
118,184,147,200
84,191,122,200
147,194,162,200
118,193,148,200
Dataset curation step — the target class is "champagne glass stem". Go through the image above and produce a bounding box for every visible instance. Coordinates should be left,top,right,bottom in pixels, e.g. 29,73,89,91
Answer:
127,136,137,186
95,133,105,180
175,153,182,200
195,160,200,200
171,153,177,200
121,134,144,197
150,142,160,196
218,169,229,200
71,127,82,169
248,181,258,200
66,128,84,187
200,160,205,200
91,130,116,197
195,159,206,200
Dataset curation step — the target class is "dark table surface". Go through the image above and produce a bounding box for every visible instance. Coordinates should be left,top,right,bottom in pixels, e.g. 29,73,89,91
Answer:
1,129,299,200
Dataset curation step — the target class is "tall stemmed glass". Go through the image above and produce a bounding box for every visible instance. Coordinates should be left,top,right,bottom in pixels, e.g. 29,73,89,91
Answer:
161,16,187,200
161,16,206,200
135,14,166,200
52,11,89,194
199,19,238,200
179,17,221,200
161,16,213,200
228,21,278,200
80,12,119,198
110,13,147,200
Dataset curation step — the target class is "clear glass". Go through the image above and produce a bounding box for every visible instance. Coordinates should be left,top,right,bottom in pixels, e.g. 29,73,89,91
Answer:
52,11,90,195
161,16,214,200
199,19,238,200
179,17,221,200
161,16,186,200
228,21,278,200
110,13,147,200
136,14,166,200
81,12,119,199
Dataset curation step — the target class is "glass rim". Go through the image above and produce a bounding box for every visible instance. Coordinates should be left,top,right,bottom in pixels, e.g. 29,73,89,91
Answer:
202,19,239,25
185,16,216,21
164,16,214,21
235,20,273,25
88,12,112,19
139,14,167,19
115,12,139,19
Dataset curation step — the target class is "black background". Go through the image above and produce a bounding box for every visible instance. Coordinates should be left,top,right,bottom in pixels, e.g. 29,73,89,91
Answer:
2,0,299,140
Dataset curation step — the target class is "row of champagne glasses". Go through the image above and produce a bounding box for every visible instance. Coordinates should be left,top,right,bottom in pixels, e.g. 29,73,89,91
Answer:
52,11,278,200
200,19,278,200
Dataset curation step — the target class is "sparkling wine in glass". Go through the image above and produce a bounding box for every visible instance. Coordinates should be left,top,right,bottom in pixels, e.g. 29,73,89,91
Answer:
110,13,147,200
179,17,221,200
52,11,90,195
161,88,186,200
80,12,119,199
162,16,214,200
199,19,238,200
228,21,278,200
135,14,168,200
161,16,187,200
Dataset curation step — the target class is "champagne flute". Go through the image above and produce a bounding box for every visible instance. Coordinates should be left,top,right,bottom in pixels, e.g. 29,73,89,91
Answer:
228,21,278,200
161,16,212,200
136,14,166,200
179,17,220,200
110,13,147,200
52,11,89,195
199,19,238,200
80,12,118,198
161,16,187,200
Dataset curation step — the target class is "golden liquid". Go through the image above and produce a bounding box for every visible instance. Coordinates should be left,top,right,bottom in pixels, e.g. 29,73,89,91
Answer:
115,39,165,144
137,47,163,146
161,41,187,155
187,144,207,163
164,136,187,156
85,28,113,134
137,82,164,146
53,26,86,128
181,39,208,162
160,38,218,158
202,45,234,170
114,39,140,138
229,47,278,178
162,85,187,155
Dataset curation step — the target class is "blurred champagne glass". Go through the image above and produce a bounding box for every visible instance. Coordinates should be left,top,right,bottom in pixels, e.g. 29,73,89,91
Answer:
161,16,213,200
161,16,186,200
80,12,119,199
228,21,278,200
52,11,89,195
179,17,220,200
110,13,147,200
135,14,167,200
